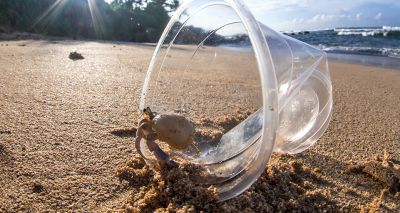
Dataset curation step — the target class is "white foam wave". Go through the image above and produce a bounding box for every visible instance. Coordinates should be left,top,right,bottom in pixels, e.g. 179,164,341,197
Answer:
334,26,400,37
383,26,400,31
318,45,400,58
281,28,333,35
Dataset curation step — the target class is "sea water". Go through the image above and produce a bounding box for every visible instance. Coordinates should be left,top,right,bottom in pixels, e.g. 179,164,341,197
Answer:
285,26,400,58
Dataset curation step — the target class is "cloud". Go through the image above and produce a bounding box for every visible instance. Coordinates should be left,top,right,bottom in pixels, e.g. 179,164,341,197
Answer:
247,0,400,12
247,0,309,11
308,14,349,23
246,0,400,31
374,12,382,20
356,13,362,20
292,18,305,23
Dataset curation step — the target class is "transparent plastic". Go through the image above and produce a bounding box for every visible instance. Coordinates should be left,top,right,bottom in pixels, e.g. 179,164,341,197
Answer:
139,0,333,201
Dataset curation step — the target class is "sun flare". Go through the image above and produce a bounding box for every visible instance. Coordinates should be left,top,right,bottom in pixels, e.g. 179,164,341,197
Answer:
32,0,106,38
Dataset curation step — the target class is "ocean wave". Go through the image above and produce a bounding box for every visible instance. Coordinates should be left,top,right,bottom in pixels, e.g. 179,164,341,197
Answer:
281,28,333,35
319,45,400,58
334,26,400,38
383,26,400,31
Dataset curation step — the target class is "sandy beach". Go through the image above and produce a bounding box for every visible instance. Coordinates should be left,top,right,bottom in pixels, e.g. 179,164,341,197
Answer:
0,40,399,212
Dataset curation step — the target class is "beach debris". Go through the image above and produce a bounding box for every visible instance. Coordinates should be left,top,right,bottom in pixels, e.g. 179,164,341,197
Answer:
134,107,196,168
68,51,84,60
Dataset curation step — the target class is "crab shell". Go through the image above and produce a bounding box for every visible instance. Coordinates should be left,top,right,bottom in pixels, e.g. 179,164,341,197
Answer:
153,113,195,150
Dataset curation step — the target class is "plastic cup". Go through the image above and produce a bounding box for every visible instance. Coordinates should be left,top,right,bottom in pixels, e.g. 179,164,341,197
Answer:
139,0,333,201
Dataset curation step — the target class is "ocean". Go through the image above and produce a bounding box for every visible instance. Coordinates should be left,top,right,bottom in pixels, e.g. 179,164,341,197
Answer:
284,26,400,59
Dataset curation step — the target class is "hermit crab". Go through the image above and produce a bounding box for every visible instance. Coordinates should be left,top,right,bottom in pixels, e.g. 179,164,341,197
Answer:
134,107,197,167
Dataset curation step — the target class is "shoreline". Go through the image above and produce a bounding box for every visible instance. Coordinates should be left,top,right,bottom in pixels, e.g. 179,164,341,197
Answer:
1,33,399,70
328,52,400,70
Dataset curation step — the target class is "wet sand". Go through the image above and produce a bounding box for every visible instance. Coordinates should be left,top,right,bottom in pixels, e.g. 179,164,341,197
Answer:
0,40,399,212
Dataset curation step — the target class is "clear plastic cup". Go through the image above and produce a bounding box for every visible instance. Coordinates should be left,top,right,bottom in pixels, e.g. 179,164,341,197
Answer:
138,0,333,201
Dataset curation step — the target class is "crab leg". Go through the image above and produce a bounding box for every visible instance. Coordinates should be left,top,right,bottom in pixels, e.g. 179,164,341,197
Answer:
134,124,148,160
146,134,177,168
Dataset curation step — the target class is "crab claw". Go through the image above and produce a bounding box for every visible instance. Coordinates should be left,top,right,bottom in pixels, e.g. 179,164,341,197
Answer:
134,136,147,160
134,125,148,160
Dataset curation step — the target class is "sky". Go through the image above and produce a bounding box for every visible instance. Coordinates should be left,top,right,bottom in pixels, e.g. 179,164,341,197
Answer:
245,0,400,31
104,0,400,31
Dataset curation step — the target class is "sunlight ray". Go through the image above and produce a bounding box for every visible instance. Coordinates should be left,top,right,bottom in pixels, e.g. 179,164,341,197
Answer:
31,0,68,31
88,0,107,39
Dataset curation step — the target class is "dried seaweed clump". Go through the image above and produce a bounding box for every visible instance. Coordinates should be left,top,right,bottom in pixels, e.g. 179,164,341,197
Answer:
116,156,219,212
69,51,84,60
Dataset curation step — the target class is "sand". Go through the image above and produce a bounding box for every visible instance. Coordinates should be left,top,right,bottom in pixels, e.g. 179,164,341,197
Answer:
0,40,399,212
